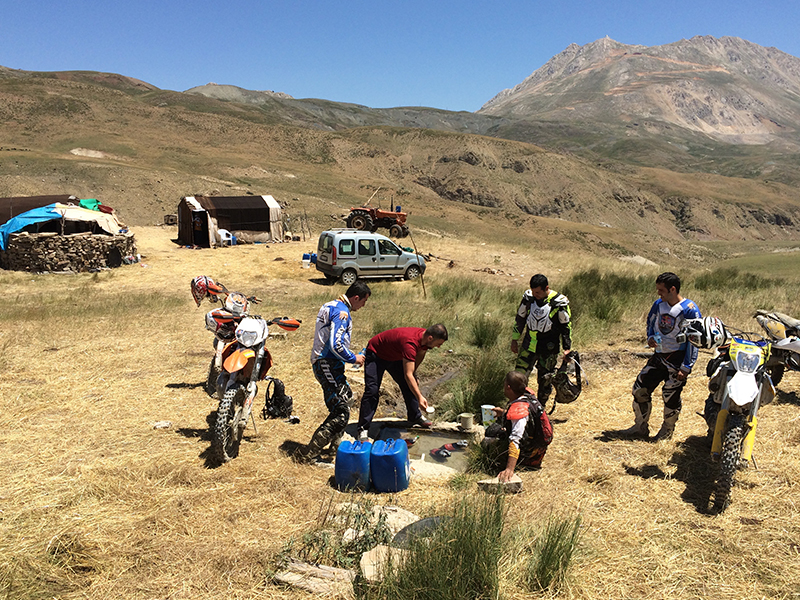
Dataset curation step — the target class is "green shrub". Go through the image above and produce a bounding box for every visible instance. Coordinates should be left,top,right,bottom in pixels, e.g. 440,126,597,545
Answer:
692,267,784,291
277,494,391,570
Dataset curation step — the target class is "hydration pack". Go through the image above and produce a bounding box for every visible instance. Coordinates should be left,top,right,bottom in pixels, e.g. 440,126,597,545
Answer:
262,377,293,419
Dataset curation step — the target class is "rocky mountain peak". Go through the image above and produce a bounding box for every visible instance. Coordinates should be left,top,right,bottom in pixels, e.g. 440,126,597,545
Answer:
479,35,800,147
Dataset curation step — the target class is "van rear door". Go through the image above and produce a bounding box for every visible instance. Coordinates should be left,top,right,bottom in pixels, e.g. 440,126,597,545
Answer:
316,233,335,266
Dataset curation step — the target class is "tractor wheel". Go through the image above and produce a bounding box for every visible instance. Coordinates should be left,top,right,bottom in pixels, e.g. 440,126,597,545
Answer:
389,224,404,238
347,211,374,231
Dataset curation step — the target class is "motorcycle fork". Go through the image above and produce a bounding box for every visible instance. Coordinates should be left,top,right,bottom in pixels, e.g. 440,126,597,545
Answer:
741,416,758,463
740,395,761,464
242,347,266,434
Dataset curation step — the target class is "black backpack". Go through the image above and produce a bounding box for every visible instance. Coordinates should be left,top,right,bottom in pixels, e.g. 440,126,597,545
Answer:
262,377,293,419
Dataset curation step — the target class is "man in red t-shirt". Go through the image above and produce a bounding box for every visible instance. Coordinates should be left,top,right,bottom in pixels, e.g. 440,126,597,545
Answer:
356,324,448,439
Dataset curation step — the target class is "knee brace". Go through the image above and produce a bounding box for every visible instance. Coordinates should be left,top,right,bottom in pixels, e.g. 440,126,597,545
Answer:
633,386,652,404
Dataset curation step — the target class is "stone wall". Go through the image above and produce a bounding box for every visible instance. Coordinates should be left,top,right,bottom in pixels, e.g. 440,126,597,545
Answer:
0,231,138,272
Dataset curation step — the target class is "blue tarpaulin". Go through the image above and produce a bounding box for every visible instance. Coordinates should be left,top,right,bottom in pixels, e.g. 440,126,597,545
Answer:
0,202,123,251
0,204,61,251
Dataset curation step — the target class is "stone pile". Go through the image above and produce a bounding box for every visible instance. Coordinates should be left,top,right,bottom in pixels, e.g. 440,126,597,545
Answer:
0,231,138,272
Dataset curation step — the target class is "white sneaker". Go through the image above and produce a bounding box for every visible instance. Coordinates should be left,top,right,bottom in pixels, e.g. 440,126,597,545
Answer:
358,429,369,442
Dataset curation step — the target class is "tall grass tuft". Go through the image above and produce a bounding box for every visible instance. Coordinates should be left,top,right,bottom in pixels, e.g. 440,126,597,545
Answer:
461,350,513,413
470,314,504,349
522,513,582,592
358,495,505,600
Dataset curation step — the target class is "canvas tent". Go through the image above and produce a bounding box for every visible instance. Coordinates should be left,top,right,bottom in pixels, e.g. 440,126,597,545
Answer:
176,195,283,247
0,202,126,250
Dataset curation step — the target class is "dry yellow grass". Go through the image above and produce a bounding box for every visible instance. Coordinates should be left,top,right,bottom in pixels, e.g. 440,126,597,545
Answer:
1,226,799,599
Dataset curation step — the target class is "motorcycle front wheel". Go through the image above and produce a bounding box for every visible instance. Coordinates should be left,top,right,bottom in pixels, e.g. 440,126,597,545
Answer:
206,357,221,398
713,414,746,512
212,384,246,464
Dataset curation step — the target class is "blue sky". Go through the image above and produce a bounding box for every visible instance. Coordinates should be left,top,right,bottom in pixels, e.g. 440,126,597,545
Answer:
2,0,799,112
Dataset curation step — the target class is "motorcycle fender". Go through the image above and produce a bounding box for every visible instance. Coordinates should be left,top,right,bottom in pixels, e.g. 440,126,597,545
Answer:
223,348,255,373
711,408,728,455
726,372,759,407
774,337,800,353
741,416,758,463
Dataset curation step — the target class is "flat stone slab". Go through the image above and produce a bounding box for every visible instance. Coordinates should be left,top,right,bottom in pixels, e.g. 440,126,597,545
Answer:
477,474,523,494
274,558,355,598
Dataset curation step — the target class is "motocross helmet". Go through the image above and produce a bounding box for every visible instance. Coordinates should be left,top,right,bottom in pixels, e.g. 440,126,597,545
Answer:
191,275,225,307
224,291,249,317
684,317,727,349
552,351,582,404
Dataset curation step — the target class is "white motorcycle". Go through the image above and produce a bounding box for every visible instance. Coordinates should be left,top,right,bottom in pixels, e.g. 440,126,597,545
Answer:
212,315,300,464
680,318,775,511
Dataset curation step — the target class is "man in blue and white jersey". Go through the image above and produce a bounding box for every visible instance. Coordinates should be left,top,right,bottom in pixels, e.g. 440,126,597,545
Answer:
621,272,702,441
297,281,371,463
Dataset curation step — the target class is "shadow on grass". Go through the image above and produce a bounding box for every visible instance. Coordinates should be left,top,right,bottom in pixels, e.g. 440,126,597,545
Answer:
308,277,337,286
669,435,718,514
175,411,259,469
622,434,717,514
595,430,650,443
165,381,206,389
776,389,800,406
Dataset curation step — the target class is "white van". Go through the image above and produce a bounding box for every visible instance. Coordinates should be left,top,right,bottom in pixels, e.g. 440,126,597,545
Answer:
315,229,426,284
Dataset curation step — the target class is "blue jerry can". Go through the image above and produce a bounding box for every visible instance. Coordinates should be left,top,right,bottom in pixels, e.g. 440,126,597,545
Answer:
371,438,410,493
335,440,372,492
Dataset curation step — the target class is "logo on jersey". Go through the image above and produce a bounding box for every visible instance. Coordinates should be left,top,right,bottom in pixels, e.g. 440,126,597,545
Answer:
659,313,676,334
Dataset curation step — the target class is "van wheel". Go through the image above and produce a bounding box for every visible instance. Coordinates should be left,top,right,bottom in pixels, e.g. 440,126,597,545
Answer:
341,269,358,285
404,265,421,280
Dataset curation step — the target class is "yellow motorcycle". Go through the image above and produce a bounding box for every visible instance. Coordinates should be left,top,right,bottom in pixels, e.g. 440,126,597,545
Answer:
680,318,775,511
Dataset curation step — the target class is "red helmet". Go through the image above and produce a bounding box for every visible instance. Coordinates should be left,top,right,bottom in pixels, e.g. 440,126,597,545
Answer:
191,276,226,307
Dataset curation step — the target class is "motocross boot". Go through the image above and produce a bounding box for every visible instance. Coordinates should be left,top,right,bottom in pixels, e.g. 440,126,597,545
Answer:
653,407,680,441
618,399,651,439
296,426,334,464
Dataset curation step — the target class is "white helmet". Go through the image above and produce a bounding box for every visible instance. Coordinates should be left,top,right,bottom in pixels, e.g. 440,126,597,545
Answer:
683,317,727,349
224,291,249,317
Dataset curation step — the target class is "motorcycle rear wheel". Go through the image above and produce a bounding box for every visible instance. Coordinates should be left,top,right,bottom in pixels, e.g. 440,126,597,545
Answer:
713,414,745,512
212,384,246,463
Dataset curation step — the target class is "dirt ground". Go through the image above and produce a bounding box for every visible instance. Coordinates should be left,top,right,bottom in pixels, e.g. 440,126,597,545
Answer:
0,226,799,599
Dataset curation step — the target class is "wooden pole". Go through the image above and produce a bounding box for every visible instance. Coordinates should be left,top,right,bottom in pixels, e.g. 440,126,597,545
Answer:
407,229,426,299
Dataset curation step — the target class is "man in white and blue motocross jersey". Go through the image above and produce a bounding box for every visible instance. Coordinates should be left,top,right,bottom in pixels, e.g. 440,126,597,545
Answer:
621,272,702,441
297,281,371,463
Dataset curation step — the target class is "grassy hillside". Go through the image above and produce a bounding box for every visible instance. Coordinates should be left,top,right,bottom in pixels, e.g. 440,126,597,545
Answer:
2,67,800,258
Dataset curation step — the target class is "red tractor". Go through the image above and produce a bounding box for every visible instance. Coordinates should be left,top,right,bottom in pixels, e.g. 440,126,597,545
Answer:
345,205,409,238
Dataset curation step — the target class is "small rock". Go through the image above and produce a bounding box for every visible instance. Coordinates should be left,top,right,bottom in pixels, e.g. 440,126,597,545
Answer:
153,421,172,429
360,545,408,583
